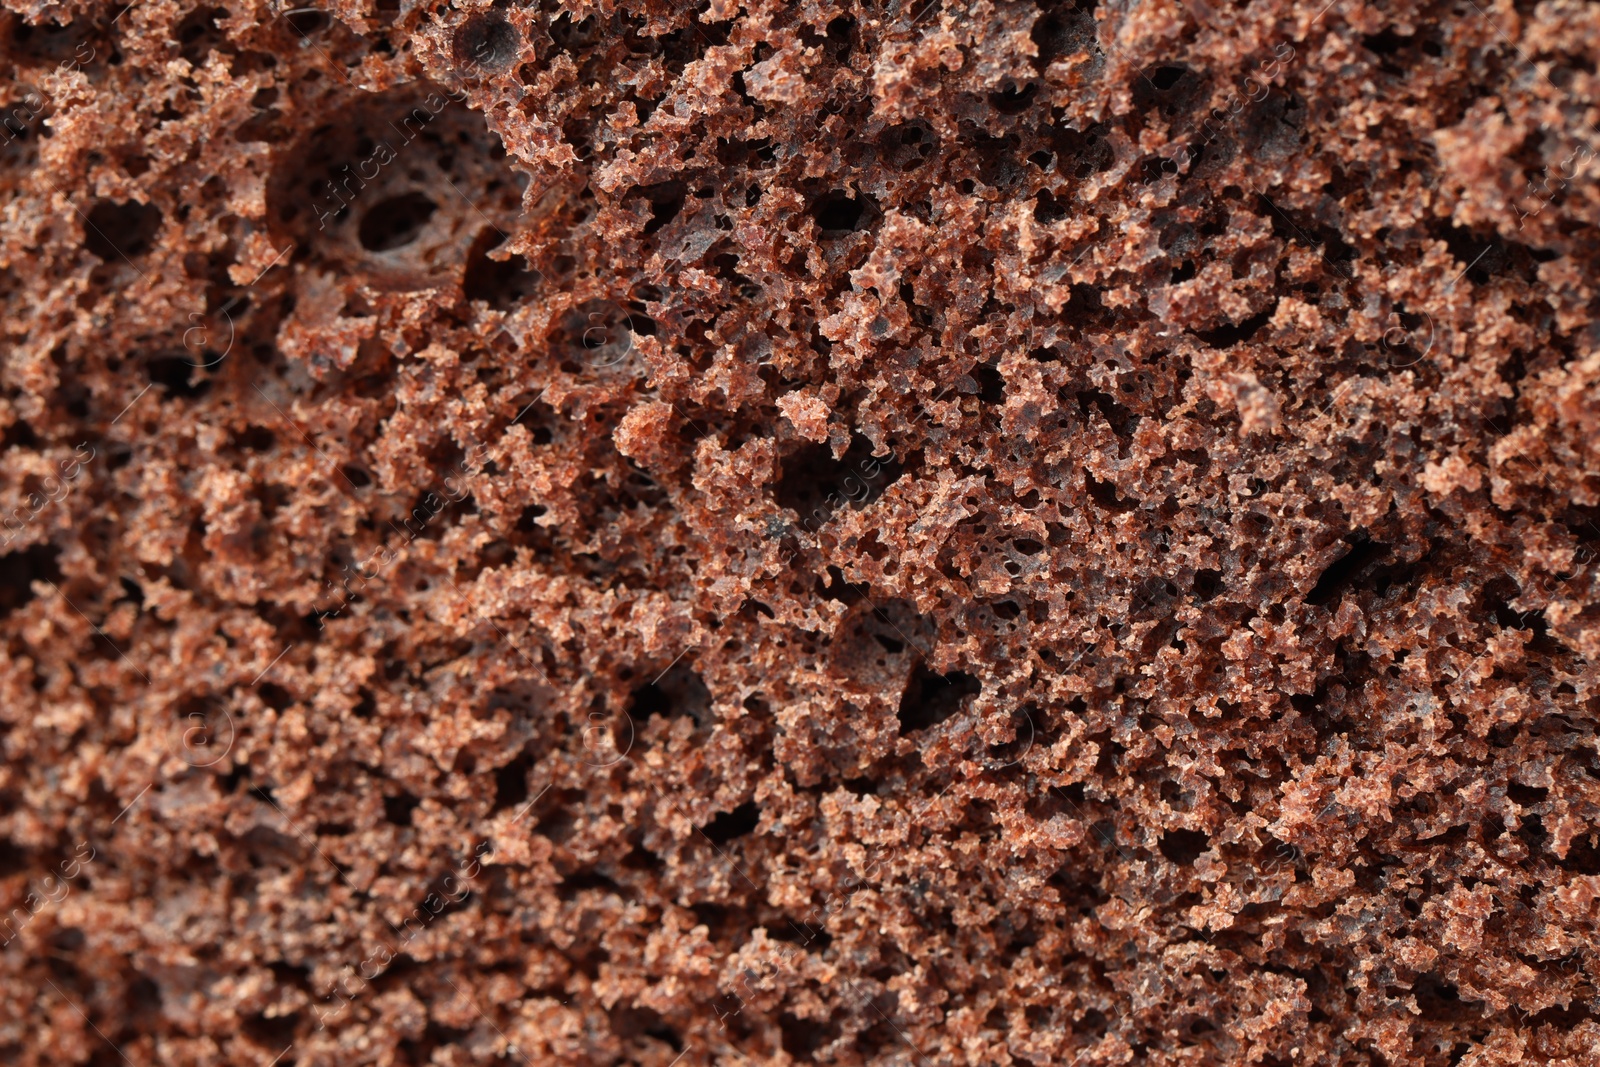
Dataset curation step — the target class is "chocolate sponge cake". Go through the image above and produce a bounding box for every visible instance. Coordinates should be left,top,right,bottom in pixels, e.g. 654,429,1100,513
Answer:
2,0,1599,1064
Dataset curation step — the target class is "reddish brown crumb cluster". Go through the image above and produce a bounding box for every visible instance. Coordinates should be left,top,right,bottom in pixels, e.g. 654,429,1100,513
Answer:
1,0,1599,1064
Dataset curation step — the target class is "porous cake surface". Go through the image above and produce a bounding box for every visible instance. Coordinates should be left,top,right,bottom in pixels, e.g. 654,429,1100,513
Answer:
1,1,1599,1064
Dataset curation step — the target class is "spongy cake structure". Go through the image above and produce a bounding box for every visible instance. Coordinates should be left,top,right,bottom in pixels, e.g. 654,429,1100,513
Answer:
2,0,1600,1064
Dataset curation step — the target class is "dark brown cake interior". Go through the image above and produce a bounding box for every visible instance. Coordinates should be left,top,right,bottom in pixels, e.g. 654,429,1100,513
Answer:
0,1,1598,1064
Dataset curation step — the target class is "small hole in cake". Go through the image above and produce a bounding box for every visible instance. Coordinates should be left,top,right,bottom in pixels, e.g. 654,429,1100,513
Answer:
811,190,867,234
989,80,1038,113
456,13,519,72
384,792,420,826
702,801,760,844
84,199,163,260
146,355,210,398
464,229,539,308
1150,65,1187,90
637,180,686,235
493,749,533,811
628,663,711,726
283,8,328,35
1159,828,1210,865
898,666,980,734
358,192,437,251
0,544,61,618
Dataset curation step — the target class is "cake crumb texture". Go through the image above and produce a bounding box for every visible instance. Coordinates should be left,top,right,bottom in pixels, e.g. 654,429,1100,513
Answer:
1,1,1599,1065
